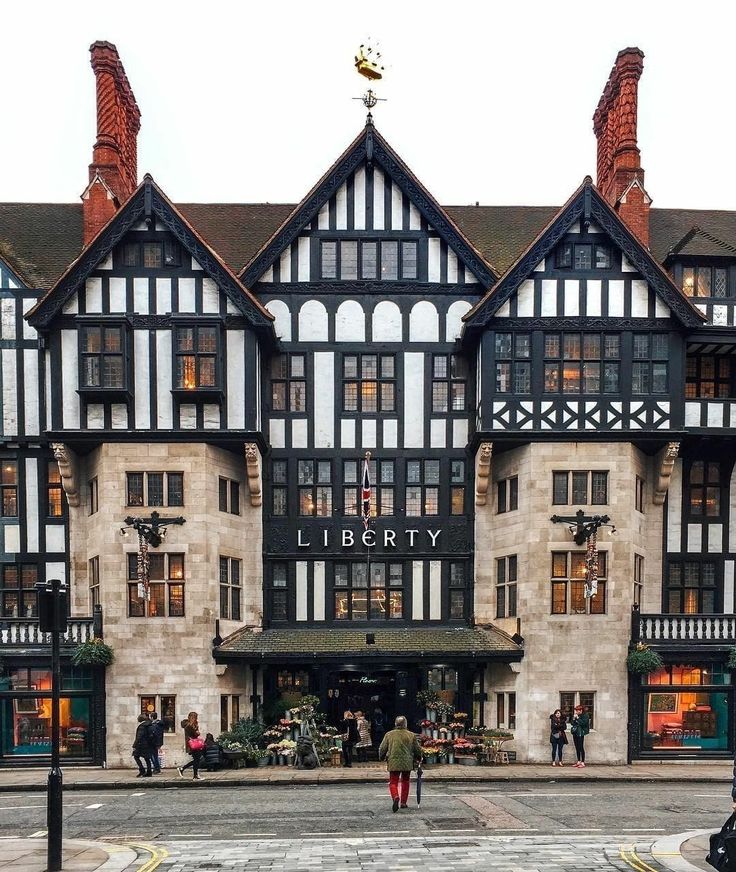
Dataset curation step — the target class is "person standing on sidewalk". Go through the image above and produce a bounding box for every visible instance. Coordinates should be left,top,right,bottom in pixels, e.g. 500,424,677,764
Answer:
379,715,422,813
177,711,205,780
148,711,164,774
549,709,568,766
355,710,372,763
340,710,359,768
132,714,153,778
571,704,590,768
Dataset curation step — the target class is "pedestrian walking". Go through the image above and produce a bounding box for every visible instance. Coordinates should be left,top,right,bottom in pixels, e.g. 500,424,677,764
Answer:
549,709,568,766
203,733,222,771
177,711,205,780
132,714,153,777
379,715,422,813
340,710,359,768
355,710,372,763
571,704,590,768
148,711,164,773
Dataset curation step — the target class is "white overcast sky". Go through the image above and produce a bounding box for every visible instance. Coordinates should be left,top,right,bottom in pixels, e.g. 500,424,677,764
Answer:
2,1,734,210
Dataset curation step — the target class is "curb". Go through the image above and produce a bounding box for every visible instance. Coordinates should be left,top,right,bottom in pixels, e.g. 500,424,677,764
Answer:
0,774,731,792
650,829,715,872
9,838,138,872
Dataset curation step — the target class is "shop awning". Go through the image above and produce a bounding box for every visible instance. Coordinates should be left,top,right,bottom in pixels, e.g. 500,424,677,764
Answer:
214,625,523,664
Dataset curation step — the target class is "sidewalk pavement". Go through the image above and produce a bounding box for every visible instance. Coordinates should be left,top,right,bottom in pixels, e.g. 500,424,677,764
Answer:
681,833,711,872
0,761,731,791
0,839,137,872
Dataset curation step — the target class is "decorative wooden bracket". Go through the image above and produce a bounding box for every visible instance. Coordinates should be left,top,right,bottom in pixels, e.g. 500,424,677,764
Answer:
51,442,80,508
653,441,680,506
475,442,493,506
244,443,262,507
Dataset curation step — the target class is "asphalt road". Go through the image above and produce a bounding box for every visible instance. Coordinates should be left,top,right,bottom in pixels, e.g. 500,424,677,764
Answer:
0,781,726,839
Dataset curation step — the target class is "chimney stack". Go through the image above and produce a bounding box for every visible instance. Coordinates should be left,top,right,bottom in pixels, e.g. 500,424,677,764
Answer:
82,41,141,245
593,47,650,247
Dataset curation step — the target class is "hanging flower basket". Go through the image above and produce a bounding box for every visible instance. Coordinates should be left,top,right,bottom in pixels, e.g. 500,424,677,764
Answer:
726,648,736,671
71,638,114,667
626,643,663,675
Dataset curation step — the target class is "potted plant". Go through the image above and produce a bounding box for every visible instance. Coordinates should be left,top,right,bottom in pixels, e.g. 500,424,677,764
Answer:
71,637,114,667
627,643,664,675
256,749,271,767
417,690,440,722
454,738,479,766
266,742,280,764
727,648,736,671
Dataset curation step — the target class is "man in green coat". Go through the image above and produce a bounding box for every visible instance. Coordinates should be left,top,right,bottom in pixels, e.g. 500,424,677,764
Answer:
378,715,422,812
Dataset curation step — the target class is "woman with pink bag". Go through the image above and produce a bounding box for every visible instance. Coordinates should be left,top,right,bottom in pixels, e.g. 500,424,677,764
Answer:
178,711,205,780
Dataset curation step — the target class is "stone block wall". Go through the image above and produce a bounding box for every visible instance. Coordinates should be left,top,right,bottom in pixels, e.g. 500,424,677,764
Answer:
66,441,261,767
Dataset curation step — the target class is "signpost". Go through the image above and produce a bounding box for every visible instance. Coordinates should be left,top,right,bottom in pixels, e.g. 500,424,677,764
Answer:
37,578,68,872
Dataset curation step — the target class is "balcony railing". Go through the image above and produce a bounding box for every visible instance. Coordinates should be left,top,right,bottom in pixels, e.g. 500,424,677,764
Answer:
634,611,736,644
0,618,95,648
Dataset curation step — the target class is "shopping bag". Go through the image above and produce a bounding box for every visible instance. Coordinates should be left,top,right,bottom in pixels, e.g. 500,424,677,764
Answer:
706,812,736,870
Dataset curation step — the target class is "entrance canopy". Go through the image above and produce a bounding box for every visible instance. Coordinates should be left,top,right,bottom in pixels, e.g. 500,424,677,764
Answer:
214,626,523,664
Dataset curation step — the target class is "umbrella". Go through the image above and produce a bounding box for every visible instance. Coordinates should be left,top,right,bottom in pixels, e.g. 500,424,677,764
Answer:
416,764,423,806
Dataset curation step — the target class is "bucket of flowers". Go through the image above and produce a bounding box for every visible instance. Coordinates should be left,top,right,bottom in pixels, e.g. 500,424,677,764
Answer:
278,738,296,765
453,737,480,765
436,701,455,724
328,745,342,767
266,742,281,765
422,743,441,766
416,690,440,722
448,721,465,740
418,719,434,737
439,738,455,765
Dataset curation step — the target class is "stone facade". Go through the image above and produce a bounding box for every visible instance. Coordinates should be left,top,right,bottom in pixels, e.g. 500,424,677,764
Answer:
67,441,261,766
476,441,663,763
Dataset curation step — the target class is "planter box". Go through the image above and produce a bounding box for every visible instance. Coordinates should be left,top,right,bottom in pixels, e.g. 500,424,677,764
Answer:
457,756,479,766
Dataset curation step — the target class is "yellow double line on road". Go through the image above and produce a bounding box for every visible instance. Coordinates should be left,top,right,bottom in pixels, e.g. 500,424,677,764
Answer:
619,843,664,871
124,841,169,872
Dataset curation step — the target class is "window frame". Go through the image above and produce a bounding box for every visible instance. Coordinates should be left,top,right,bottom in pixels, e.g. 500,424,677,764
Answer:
494,332,531,395
342,353,396,414
127,552,186,618
172,321,223,396
218,476,241,515
343,458,394,518
631,332,669,396
543,332,620,395
297,459,333,517
219,556,242,621
552,470,608,506
560,691,595,730
270,562,289,623
89,556,100,611
1,459,18,518
550,551,608,615
405,459,440,517
319,238,420,281
0,563,39,619
270,353,307,413
685,354,733,399
686,460,721,518
431,354,468,413
139,694,177,734
125,472,185,508
78,322,128,396
333,561,405,622
665,559,719,614
495,555,518,619
497,476,519,514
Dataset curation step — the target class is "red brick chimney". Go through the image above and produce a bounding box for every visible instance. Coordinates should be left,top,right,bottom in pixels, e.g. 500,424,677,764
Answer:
82,41,141,244
593,47,650,247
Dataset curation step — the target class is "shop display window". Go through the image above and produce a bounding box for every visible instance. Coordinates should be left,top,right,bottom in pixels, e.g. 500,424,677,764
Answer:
642,664,729,752
0,697,90,757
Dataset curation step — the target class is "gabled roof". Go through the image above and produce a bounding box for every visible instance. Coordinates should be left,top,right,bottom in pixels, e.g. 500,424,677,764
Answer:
26,176,274,332
465,177,706,330
239,122,499,289
665,225,736,261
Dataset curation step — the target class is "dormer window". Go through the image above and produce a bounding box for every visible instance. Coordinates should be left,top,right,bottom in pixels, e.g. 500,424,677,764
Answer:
681,265,730,298
555,243,611,271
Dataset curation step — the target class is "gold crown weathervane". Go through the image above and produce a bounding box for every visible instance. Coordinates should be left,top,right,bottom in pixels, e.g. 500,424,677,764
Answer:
353,41,386,118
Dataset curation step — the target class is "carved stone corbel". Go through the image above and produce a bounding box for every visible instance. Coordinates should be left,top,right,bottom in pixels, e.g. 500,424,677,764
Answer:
244,443,262,507
51,443,80,508
653,441,680,506
475,442,493,506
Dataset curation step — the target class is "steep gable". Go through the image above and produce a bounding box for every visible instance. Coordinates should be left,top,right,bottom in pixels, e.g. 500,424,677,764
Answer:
26,176,273,332
240,122,497,289
465,178,705,330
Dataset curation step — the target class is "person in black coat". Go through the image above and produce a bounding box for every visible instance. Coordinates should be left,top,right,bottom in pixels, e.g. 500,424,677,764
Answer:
132,715,153,777
372,707,387,749
549,709,568,767
340,710,360,768
148,712,165,774
203,733,222,771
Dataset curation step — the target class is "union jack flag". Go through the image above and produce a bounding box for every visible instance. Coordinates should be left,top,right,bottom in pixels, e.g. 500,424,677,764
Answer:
361,454,372,531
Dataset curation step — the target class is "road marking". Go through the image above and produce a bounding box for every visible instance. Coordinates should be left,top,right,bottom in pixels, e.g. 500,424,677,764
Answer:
0,805,45,810
622,828,665,832
566,828,603,832
431,828,478,833
364,830,412,834
504,792,592,797
619,845,658,872
124,842,169,872
29,830,46,837
85,803,104,809
303,831,345,835
167,834,212,837
693,794,726,797
232,833,278,837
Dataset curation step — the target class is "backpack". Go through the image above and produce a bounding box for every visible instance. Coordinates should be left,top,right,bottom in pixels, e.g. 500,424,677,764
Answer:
707,812,736,870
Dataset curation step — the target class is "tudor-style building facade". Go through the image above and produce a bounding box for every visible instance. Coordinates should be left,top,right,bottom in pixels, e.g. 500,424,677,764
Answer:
2,43,736,765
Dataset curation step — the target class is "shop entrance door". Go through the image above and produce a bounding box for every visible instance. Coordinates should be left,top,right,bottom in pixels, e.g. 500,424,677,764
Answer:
327,669,395,743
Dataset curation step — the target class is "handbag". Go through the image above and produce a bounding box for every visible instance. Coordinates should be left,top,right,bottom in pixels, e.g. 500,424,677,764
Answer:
706,811,736,870
188,737,205,752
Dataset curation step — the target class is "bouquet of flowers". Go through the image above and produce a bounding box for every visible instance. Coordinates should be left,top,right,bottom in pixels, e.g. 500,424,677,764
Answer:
453,738,479,755
453,712,469,722
219,738,248,752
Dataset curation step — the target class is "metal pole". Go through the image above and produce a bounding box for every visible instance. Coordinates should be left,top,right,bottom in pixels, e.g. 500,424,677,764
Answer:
47,578,63,871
